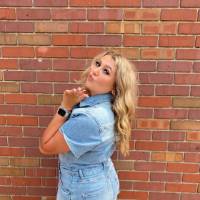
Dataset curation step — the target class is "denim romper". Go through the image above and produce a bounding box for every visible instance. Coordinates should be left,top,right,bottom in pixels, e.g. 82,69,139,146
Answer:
57,93,119,200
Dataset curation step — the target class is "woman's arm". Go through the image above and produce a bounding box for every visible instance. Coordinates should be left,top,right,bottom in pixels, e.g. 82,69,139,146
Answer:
39,87,88,155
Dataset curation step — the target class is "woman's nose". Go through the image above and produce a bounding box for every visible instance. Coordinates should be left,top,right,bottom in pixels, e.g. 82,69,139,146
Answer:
92,67,100,76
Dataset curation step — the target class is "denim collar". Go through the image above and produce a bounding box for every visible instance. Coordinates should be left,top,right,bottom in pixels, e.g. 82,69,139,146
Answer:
78,93,113,107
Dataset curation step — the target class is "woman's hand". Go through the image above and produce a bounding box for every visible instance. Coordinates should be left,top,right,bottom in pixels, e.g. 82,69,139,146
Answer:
61,87,89,111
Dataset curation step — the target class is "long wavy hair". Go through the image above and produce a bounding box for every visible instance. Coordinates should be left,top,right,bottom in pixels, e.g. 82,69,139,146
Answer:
80,50,138,157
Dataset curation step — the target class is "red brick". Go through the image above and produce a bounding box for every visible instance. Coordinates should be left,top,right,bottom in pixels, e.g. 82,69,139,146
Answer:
87,35,121,46
183,174,200,183
150,172,181,182
149,192,180,200
133,182,164,191
53,59,86,71
2,47,34,58
16,9,50,20
124,9,160,21
134,162,166,171
135,141,167,151
169,141,200,153
119,191,148,200
193,62,200,72
69,22,104,33
0,82,20,93
179,23,200,34
5,22,34,32
185,153,200,162
166,183,197,192
22,105,54,116
0,105,20,115
136,108,153,118
152,131,185,141
154,108,188,119
124,36,158,47
5,94,37,105
177,49,200,60
70,0,103,7
35,22,68,33
139,73,173,84
0,147,24,156
157,61,193,72
0,59,17,69
137,119,170,130
138,97,171,107
51,8,86,20
161,9,197,21
0,0,32,7
6,116,38,126
159,36,195,47
156,85,190,96
138,85,154,96
21,83,53,94
0,126,22,137
11,177,41,186
143,0,179,7
19,59,51,70
187,131,200,141
106,0,140,7
88,9,123,20
70,47,103,58
189,110,200,119
191,86,200,96
0,8,16,20
34,0,67,7
52,35,86,46
181,194,200,200
181,0,200,7
36,47,69,58
167,163,199,173
37,71,69,82
175,74,200,84
142,22,177,34
196,36,200,47
134,61,156,72
4,71,36,81
8,137,38,147
141,48,175,60
119,171,148,181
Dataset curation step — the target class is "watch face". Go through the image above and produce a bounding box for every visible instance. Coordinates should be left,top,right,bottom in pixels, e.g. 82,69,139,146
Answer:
58,108,66,116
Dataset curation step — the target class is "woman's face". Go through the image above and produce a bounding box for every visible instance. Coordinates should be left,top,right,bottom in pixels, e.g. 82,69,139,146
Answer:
85,55,116,96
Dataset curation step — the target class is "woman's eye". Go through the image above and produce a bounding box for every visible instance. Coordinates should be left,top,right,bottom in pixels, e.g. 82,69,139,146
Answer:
95,60,101,67
103,68,110,75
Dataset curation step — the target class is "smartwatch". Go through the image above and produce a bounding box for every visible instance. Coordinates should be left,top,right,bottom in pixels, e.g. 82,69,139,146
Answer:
57,106,70,118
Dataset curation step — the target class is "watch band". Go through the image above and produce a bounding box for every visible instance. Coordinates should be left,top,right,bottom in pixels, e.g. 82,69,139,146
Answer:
57,106,70,118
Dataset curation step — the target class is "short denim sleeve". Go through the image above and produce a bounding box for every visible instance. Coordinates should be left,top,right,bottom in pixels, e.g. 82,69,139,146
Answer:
59,113,101,159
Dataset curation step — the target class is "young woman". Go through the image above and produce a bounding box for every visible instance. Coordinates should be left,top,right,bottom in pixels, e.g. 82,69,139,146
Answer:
39,50,137,200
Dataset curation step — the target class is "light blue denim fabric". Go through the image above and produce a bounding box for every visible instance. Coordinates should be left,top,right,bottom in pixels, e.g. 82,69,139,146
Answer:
58,93,119,200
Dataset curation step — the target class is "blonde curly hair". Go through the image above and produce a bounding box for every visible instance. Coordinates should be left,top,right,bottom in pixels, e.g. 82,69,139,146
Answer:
80,50,138,157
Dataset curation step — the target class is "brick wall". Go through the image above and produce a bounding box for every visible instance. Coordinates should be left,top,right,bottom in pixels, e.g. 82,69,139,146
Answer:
0,0,200,199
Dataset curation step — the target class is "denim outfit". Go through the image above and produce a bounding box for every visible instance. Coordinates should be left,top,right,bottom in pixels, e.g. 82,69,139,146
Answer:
57,93,119,200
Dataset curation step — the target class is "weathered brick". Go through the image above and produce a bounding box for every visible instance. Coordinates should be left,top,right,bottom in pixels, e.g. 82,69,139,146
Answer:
35,22,68,33
0,167,24,176
0,34,16,45
124,9,160,21
38,95,62,105
137,119,170,130
171,120,200,130
18,34,51,45
151,152,183,162
173,97,200,108
142,22,177,34
141,48,175,60
10,158,39,167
